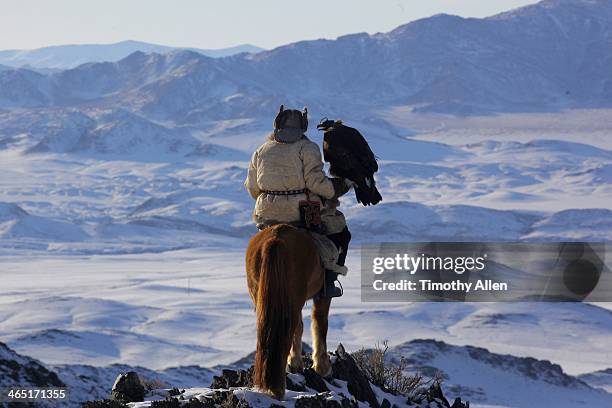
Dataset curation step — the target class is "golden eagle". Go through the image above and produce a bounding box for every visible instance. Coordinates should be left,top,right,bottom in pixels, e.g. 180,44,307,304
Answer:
317,118,382,206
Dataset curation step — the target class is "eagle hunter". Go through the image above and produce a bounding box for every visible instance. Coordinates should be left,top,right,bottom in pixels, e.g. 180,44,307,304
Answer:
317,118,382,206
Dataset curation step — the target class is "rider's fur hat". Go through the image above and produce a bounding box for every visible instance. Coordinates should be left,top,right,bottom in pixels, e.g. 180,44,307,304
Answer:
273,105,308,143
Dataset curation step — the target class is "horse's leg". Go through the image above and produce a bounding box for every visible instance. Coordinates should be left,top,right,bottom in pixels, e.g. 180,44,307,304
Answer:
311,296,332,377
287,312,304,372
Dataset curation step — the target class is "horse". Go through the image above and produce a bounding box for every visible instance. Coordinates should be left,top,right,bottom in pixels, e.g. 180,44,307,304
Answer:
245,223,332,400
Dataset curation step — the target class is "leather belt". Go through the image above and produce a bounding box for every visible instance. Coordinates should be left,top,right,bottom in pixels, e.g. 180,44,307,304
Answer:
264,189,306,196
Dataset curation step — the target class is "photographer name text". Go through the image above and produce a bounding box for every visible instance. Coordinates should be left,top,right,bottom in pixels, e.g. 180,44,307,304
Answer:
372,279,508,293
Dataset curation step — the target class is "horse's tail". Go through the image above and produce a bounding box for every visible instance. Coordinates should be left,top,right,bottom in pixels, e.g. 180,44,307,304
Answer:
254,234,297,400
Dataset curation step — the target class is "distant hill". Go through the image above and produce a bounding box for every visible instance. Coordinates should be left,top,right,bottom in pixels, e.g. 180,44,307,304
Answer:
0,40,264,69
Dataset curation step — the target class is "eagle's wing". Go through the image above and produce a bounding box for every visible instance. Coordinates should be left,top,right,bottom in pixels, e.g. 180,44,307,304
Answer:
337,125,378,174
323,132,355,179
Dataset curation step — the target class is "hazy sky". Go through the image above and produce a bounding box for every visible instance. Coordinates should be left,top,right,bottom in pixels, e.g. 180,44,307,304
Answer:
2,0,540,50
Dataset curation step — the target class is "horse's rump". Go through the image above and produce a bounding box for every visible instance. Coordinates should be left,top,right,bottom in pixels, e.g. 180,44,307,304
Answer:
246,224,324,399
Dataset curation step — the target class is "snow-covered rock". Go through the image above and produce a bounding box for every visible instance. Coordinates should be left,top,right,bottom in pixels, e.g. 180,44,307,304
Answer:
83,344,469,408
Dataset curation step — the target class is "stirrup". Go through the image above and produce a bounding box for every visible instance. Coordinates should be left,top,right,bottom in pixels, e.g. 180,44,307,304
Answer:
328,280,343,298
321,270,343,298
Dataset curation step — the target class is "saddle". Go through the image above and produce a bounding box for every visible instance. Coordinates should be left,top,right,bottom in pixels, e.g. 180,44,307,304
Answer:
256,221,346,276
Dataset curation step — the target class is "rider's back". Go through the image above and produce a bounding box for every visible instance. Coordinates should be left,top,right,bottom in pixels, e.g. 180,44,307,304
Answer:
245,135,335,225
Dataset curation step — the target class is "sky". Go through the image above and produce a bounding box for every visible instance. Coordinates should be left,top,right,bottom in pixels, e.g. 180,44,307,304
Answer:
1,0,541,51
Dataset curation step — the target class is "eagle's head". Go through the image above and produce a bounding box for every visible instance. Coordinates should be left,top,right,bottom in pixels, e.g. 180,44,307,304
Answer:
316,118,343,131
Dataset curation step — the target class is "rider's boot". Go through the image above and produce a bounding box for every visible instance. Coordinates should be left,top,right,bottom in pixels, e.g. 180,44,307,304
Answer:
323,269,343,298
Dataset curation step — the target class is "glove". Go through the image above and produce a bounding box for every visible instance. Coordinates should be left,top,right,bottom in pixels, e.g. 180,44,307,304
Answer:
330,177,351,198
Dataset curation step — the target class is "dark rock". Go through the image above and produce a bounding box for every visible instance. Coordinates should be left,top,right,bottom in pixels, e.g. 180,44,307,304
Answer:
168,387,184,397
430,384,469,408
287,374,307,392
200,389,251,408
209,356,329,393
0,342,65,388
303,367,329,392
210,368,253,389
380,398,391,408
331,344,379,408
294,392,356,408
407,381,469,408
82,400,128,408
150,397,215,408
149,395,219,408
295,395,326,408
150,398,182,408
426,382,449,406
111,371,145,403
450,397,469,408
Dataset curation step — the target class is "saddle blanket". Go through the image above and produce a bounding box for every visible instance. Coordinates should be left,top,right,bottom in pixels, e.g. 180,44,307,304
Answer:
310,231,348,276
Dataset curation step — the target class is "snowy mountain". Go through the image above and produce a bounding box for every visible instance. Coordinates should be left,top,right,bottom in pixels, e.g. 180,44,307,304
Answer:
1,0,612,116
0,40,264,70
391,339,612,407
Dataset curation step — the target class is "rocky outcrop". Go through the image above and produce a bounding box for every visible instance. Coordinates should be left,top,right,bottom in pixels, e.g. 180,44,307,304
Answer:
0,342,66,407
210,368,253,389
0,340,471,408
83,344,468,408
331,344,379,408
0,342,64,388
111,371,146,403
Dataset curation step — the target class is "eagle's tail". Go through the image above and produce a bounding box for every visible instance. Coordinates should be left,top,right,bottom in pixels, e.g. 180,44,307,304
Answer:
354,176,382,206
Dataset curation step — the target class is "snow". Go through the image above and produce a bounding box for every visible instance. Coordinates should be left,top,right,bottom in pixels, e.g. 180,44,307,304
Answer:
0,202,89,242
0,106,610,375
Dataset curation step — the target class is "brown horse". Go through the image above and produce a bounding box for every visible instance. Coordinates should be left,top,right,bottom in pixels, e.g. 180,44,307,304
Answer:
245,224,332,400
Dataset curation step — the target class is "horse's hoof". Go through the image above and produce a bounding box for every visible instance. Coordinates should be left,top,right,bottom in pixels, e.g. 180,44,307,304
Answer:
313,363,332,379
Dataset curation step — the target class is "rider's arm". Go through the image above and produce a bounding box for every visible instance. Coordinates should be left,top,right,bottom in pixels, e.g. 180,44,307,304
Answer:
244,150,261,199
301,142,335,200
329,177,352,198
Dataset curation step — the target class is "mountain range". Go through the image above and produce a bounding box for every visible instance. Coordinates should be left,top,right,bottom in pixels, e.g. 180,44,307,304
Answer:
0,0,611,120
0,40,263,70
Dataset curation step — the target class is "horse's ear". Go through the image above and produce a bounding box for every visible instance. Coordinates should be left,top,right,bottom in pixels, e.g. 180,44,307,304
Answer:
279,105,284,114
